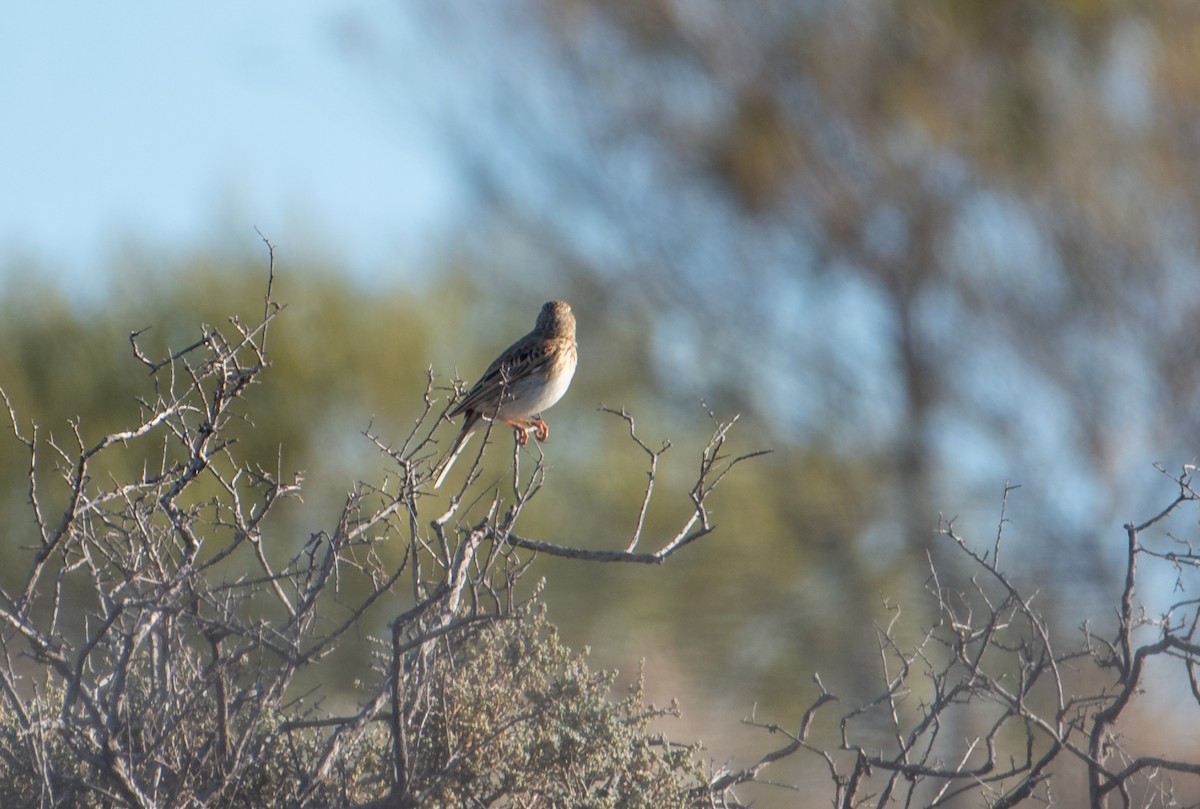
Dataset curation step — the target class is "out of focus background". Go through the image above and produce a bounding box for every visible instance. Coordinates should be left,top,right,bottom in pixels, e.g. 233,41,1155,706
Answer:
4,2,1199,804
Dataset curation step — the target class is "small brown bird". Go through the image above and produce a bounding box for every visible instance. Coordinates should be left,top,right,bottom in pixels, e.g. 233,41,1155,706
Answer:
433,301,578,489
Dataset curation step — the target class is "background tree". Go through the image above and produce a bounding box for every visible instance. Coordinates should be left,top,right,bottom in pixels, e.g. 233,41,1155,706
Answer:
386,2,1195,544
340,0,1200,769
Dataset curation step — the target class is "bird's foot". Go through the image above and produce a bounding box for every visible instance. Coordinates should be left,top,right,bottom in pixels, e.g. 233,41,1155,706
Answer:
508,418,547,446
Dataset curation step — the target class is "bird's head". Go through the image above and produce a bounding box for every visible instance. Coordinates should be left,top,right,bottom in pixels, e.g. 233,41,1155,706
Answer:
536,300,576,340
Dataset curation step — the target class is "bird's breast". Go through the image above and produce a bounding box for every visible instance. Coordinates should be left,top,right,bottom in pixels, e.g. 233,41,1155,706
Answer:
497,345,576,418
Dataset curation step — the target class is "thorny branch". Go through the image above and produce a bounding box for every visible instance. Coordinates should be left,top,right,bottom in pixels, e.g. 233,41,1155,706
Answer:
0,250,767,808
716,467,1200,809
492,404,770,564
2,253,1195,808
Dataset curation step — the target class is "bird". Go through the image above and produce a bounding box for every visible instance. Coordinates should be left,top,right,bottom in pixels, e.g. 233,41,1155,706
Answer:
433,300,578,489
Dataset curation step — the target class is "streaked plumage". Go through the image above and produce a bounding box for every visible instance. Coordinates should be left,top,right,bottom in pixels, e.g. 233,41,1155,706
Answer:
433,301,577,489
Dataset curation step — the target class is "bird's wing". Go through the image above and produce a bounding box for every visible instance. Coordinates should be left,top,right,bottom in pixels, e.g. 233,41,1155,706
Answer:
449,333,557,418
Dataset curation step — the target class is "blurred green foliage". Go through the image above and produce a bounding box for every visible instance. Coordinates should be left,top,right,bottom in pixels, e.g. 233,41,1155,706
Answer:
0,250,886,733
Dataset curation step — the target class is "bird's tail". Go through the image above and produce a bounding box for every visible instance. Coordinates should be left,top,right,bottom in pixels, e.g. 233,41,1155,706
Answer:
433,426,476,489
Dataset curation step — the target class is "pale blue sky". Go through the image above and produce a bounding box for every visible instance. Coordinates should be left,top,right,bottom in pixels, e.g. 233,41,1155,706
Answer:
0,3,464,295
